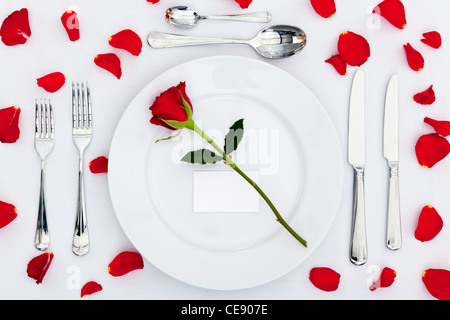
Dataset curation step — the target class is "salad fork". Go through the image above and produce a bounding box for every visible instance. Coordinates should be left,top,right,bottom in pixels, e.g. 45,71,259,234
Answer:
34,99,54,251
72,82,92,256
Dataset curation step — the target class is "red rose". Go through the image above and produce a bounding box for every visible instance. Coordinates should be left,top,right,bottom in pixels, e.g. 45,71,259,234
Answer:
149,82,193,130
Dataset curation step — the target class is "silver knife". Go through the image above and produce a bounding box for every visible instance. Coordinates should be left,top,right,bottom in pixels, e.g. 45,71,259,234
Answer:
383,74,402,250
348,69,367,266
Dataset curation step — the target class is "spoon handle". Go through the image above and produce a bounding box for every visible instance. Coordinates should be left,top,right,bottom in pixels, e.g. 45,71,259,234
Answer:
204,11,271,23
148,32,247,48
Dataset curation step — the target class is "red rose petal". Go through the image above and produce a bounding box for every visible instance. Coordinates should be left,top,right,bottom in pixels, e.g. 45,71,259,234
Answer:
0,201,17,229
109,29,142,56
94,53,122,79
0,8,31,46
26,251,54,284
61,10,80,42
413,85,435,105
370,267,397,291
373,0,407,29
89,156,108,174
234,0,253,9
309,267,341,292
0,106,21,143
423,269,450,300
325,54,347,75
81,281,103,298
37,72,66,93
414,205,443,242
421,31,441,49
415,133,450,168
108,251,144,277
424,117,450,137
404,43,424,71
310,0,336,18
337,31,371,67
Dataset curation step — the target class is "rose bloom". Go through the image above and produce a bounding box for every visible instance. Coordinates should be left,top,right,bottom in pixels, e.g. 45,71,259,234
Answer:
149,82,193,130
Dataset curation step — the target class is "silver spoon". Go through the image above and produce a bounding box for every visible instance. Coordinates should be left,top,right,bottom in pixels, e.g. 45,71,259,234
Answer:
147,25,307,59
166,6,272,29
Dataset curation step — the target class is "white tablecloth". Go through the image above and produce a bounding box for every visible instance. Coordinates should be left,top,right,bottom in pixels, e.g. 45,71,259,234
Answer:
1,0,449,300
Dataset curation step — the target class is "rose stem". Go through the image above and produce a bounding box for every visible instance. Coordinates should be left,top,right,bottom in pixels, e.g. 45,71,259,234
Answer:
188,121,307,247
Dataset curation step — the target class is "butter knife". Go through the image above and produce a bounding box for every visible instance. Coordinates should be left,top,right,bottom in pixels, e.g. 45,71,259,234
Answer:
383,74,402,250
348,69,368,266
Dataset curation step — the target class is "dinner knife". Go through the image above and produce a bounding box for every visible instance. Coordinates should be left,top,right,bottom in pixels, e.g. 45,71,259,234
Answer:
348,69,368,266
383,74,402,250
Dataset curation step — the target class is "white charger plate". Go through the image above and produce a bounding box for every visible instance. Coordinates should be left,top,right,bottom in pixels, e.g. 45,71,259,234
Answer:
108,56,343,290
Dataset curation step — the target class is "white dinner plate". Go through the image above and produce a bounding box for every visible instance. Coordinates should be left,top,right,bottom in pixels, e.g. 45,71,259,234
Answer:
108,56,344,290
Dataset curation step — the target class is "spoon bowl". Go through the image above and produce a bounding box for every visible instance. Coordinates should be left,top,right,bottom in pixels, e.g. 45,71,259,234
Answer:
250,25,307,59
166,6,272,29
148,25,307,59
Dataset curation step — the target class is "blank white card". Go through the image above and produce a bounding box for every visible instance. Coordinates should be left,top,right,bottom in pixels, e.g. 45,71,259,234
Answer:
193,171,260,213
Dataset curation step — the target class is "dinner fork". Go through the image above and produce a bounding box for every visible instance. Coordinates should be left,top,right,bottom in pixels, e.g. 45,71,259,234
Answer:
34,99,54,251
72,82,92,256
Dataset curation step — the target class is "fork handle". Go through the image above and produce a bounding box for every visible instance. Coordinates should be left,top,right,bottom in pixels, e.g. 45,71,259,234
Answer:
73,157,89,256
35,161,50,251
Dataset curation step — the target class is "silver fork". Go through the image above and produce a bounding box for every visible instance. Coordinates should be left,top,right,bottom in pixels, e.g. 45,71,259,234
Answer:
34,99,54,251
72,82,92,256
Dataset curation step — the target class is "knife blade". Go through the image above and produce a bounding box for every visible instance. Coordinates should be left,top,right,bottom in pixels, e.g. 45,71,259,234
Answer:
384,74,402,250
348,69,367,266
384,75,399,162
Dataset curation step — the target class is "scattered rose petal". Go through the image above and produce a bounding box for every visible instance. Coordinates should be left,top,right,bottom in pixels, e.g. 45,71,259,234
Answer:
147,0,160,3
108,251,144,277
404,43,424,71
234,0,252,9
337,31,371,67
310,0,336,18
413,85,435,105
81,281,103,298
325,54,347,75
89,156,108,174
0,8,31,46
373,0,407,29
370,267,397,291
423,269,450,300
309,267,341,292
94,53,122,79
421,31,441,49
26,251,54,284
61,10,80,42
0,106,21,143
37,72,66,93
109,29,142,56
0,201,17,229
415,205,443,242
415,133,450,168
424,117,450,137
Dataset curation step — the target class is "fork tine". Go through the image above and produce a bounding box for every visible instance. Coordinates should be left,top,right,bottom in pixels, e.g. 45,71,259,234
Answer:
86,83,92,128
40,99,45,139
77,82,82,129
81,82,87,128
35,99,39,138
45,100,50,139
72,82,77,129
50,101,54,138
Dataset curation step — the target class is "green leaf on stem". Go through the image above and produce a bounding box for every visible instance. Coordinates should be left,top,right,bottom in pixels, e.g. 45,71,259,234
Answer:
181,149,222,165
224,118,244,155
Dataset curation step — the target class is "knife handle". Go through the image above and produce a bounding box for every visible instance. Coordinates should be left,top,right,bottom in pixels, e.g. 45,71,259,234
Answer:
350,166,368,266
386,162,402,250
